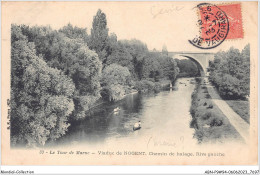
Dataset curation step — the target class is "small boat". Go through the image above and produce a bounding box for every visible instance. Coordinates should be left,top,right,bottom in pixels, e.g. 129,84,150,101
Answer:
114,107,120,112
133,121,141,131
203,124,210,128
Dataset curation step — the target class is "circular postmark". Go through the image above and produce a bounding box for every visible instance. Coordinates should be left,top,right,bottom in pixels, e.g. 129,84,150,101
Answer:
189,3,229,49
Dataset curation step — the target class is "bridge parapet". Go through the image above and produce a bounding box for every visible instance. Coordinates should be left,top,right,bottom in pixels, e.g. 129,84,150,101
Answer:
149,51,215,76
170,52,215,76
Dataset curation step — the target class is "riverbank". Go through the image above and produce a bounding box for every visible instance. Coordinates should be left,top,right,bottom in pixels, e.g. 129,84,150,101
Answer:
46,77,198,148
225,100,250,124
206,80,250,124
134,79,172,93
190,78,243,143
83,79,172,119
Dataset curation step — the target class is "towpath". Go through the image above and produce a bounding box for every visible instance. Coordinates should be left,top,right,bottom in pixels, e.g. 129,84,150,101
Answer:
204,78,250,143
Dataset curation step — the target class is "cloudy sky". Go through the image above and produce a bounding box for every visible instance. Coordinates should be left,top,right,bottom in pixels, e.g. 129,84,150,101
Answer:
2,1,256,53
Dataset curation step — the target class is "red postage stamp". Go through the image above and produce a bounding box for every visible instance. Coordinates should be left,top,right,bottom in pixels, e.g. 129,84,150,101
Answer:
217,3,243,39
189,3,243,49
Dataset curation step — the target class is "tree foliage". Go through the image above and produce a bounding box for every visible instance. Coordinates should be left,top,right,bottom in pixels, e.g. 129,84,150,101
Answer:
59,23,88,41
88,9,109,64
101,64,131,101
209,45,250,99
14,24,102,119
142,52,179,82
175,58,200,77
106,41,134,75
119,39,149,80
11,25,75,146
10,9,181,147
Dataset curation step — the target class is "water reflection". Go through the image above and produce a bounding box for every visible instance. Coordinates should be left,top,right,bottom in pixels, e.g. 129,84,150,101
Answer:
46,78,196,148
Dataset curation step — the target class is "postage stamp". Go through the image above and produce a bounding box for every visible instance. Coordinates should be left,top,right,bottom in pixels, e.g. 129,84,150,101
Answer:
189,3,244,49
189,3,229,49
218,3,244,40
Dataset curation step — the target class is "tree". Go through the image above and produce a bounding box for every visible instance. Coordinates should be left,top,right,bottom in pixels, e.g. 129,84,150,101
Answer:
101,64,131,101
106,41,134,75
160,57,179,81
240,44,250,96
70,46,102,119
11,28,75,146
175,58,200,77
209,45,250,99
88,9,109,64
142,52,179,82
13,24,103,119
59,23,88,41
120,39,149,80
142,52,162,81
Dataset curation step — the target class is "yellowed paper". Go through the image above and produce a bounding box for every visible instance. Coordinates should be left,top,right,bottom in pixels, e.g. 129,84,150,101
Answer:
1,1,258,165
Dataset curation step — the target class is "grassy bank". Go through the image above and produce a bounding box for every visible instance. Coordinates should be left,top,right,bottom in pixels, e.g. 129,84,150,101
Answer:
190,78,242,143
225,100,250,124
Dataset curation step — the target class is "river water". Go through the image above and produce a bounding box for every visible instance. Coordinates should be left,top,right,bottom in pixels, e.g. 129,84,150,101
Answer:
47,77,197,148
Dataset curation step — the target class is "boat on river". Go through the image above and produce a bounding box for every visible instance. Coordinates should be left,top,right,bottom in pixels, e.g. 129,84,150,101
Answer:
133,121,141,131
114,107,120,112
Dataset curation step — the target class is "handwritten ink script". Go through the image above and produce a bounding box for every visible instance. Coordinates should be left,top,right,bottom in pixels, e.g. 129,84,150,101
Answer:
147,136,185,148
151,5,184,18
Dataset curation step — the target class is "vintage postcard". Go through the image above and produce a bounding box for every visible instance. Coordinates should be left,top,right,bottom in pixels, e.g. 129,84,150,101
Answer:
1,1,258,166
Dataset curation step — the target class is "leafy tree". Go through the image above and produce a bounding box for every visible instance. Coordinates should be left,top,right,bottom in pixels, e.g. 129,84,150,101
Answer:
70,46,102,119
142,52,162,81
106,41,134,75
240,44,250,96
107,32,118,54
88,9,109,64
120,39,149,80
209,45,250,99
142,52,179,82
11,27,75,146
175,58,200,77
160,57,179,81
101,64,131,101
13,24,103,119
135,79,162,93
59,23,88,41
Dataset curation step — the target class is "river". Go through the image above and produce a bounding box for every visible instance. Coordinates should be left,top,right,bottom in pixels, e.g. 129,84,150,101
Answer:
46,77,197,148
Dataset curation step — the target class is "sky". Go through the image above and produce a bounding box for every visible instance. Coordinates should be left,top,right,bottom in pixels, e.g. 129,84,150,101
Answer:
2,1,256,53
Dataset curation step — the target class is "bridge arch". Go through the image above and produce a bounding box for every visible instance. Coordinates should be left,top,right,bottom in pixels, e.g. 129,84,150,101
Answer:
178,55,205,77
150,51,215,76
167,52,215,77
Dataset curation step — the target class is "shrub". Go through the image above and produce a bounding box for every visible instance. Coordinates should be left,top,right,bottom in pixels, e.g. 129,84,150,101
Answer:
202,112,212,120
135,79,162,93
210,118,223,127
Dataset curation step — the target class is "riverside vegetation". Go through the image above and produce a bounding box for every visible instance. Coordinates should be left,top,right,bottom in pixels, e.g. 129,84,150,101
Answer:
190,45,250,143
11,9,180,147
209,46,250,124
190,78,242,143
11,9,249,147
